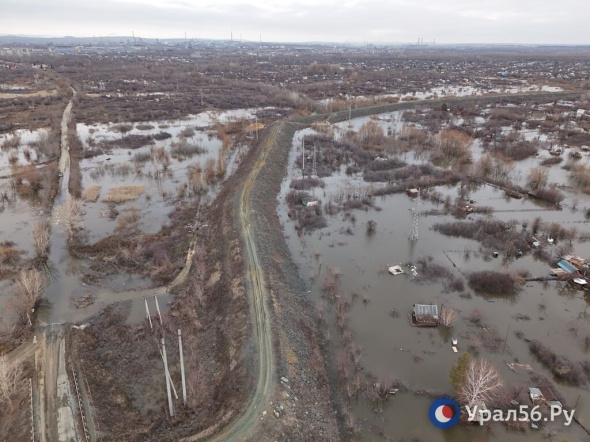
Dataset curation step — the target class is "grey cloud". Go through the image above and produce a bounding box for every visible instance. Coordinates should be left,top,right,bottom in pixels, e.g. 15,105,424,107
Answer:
0,0,588,43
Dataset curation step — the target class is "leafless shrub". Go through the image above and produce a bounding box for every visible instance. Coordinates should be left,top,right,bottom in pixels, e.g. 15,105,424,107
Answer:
530,188,564,205
526,167,548,189
153,131,172,141
439,307,457,327
32,219,50,258
132,151,151,163
111,123,133,134
529,340,587,385
170,140,206,160
150,146,170,166
413,256,454,285
54,195,83,236
468,271,523,295
289,178,325,190
216,151,227,177
0,356,23,405
179,127,195,138
115,206,142,232
358,121,386,150
445,277,465,293
188,167,208,194
1,134,20,150
540,157,562,166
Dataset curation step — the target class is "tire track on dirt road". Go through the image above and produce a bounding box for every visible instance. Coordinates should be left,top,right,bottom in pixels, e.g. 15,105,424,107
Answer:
186,123,281,442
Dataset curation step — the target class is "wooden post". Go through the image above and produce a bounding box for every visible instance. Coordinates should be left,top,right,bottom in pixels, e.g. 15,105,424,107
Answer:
178,329,187,406
145,297,152,330
162,338,174,417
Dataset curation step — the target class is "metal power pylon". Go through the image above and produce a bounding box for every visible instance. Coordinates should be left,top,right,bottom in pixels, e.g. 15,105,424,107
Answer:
311,144,318,178
409,197,420,241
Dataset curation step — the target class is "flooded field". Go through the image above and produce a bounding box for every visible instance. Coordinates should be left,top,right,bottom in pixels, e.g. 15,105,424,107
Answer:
1,108,263,329
322,83,565,108
278,105,590,440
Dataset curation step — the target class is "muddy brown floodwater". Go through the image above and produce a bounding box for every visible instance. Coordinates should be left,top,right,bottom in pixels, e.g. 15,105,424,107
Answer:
278,111,590,441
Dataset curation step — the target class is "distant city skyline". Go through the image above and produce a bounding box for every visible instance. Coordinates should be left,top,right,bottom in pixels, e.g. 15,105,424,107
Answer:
1,0,589,45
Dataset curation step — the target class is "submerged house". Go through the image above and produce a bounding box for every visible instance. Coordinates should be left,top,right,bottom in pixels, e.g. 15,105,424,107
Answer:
412,304,439,327
406,188,419,198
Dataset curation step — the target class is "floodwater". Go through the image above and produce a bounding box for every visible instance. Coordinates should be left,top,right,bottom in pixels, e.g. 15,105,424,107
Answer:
2,108,258,327
0,129,48,255
278,110,590,440
323,83,564,106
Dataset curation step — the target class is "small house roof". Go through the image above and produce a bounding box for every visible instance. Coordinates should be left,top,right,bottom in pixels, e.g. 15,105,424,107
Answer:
413,304,438,318
557,260,577,274
529,387,544,400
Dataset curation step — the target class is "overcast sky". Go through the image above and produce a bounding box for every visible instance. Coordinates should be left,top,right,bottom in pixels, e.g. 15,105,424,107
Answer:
1,0,588,44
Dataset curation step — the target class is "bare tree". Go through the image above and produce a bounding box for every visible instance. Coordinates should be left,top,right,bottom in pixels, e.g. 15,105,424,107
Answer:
0,356,23,405
459,358,504,407
527,167,548,189
439,307,457,327
7,269,45,320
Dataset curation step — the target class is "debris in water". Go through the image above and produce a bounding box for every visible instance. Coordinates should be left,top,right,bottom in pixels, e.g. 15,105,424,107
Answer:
388,265,404,275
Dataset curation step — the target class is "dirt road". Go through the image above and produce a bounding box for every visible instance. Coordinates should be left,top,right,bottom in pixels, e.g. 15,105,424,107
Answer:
37,325,79,442
36,88,85,442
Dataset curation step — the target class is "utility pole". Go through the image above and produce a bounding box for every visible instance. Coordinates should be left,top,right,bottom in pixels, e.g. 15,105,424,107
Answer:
312,144,317,178
409,195,419,241
348,103,352,127
200,89,204,106
501,324,511,356
178,330,187,406
162,338,174,417
302,138,305,178
154,294,163,326
145,297,152,330
255,116,258,140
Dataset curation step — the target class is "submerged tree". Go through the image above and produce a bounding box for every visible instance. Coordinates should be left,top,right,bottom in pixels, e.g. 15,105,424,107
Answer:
449,352,470,394
459,358,504,407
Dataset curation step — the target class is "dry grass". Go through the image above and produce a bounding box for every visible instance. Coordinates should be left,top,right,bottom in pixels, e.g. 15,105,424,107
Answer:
115,206,142,231
0,246,22,265
101,185,145,203
82,185,102,202
0,356,23,405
